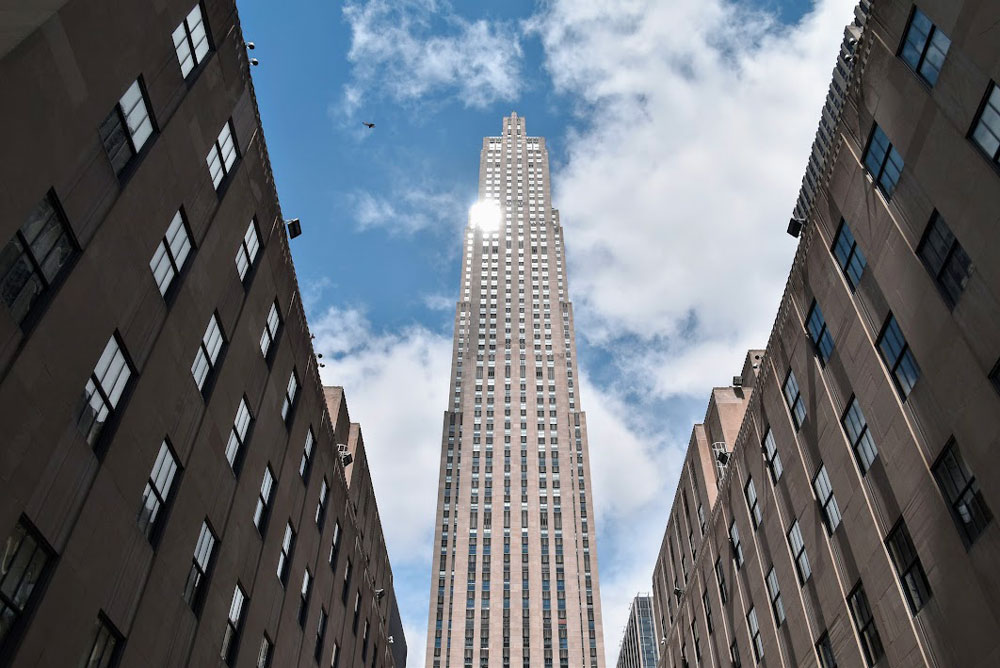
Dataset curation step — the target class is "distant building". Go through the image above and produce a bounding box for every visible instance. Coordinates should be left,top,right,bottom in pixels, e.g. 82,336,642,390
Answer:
652,1,1000,667
615,595,658,668
0,2,403,666
424,113,606,668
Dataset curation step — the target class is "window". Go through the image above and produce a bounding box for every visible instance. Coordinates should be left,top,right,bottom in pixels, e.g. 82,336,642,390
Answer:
253,466,275,532
328,524,343,575
342,559,353,604
330,643,341,668
191,313,224,391
149,210,192,296
184,521,216,613
100,78,154,175
762,428,782,482
299,569,312,626
0,519,53,652
315,608,328,661
932,439,992,545
316,478,329,526
971,83,1000,165
917,213,971,307
256,635,273,668
729,521,744,568
691,619,701,660
842,397,878,473
787,520,812,584
863,123,904,197
221,584,247,665
832,219,867,289
1,192,76,324
702,588,713,633
235,220,261,280
746,606,763,662
885,519,932,613
224,398,252,471
207,120,238,189
352,591,362,633
259,300,281,357
729,639,742,668
281,369,299,423
79,333,132,446
847,583,883,666
172,3,210,78
137,439,180,542
812,466,842,533
278,522,296,585
714,556,727,603
299,428,315,480
899,7,951,86
81,613,123,668
766,567,785,625
877,314,920,398
744,478,762,530
816,632,836,668
806,300,834,364
783,369,806,429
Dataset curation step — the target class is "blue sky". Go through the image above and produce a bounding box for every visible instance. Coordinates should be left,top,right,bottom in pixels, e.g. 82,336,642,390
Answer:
238,0,856,664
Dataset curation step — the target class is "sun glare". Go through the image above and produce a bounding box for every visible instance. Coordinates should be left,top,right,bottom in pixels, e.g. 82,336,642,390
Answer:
469,200,501,232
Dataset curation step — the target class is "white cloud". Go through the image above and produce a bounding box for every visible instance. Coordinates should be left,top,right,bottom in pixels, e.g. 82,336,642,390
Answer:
528,0,855,400
422,293,456,311
341,0,523,116
350,184,466,235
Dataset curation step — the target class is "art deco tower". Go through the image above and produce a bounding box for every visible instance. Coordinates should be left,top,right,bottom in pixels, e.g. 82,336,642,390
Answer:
425,114,606,668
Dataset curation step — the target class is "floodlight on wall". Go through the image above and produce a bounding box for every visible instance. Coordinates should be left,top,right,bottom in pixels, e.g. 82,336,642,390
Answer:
715,450,730,466
673,587,684,599
338,444,353,467
246,42,256,50
250,58,259,67
376,588,385,601
732,375,743,387
787,217,805,238
286,218,301,238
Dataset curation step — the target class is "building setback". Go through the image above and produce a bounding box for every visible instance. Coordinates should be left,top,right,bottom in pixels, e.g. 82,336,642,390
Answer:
0,2,403,666
424,114,606,668
614,595,658,668
650,1,1000,667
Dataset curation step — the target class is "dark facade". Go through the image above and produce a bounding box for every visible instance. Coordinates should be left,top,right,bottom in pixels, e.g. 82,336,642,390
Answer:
651,1,1000,667
0,2,403,666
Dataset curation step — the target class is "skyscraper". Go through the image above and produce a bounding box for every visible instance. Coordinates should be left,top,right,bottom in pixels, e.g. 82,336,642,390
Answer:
614,595,658,668
425,114,606,668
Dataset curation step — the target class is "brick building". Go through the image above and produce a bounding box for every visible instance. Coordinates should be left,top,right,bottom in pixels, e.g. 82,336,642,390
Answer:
0,1,404,666
651,0,1000,666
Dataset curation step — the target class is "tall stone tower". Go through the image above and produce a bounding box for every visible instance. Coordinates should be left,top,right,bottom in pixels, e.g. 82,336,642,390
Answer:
425,113,606,668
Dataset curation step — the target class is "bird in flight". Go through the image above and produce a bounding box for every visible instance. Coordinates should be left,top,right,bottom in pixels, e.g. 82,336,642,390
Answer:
362,121,375,129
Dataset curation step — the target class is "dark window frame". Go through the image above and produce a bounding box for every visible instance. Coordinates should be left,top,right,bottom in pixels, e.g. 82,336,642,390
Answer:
207,119,240,194
253,464,275,534
847,582,884,667
841,396,878,473
765,566,785,626
916,211,972,308
99,76,157,180
1,190,79,330
81,612,125,668
885,518,932,614
747,606,763,663
783,369,806,429
183,520,217,616
762,427,783,483
831,218,867,290
787,519,812,584
862,123,904,198
876,313,921,399
744,478,762,530
812,465,842,534
137,438,182,545
277,521,296,586
0,517,56,661
222,583,247,666
78,331,135,453
968,81,1000,167
149,208,194,303
897,6,951,87
805,299,835,365
931,438,992,547
172,1,213,81
816,631,837,668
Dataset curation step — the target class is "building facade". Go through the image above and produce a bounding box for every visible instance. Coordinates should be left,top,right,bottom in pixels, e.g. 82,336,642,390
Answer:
0,2,403,666
614,595,658,668
424,114,606,668
650,1,1000,667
